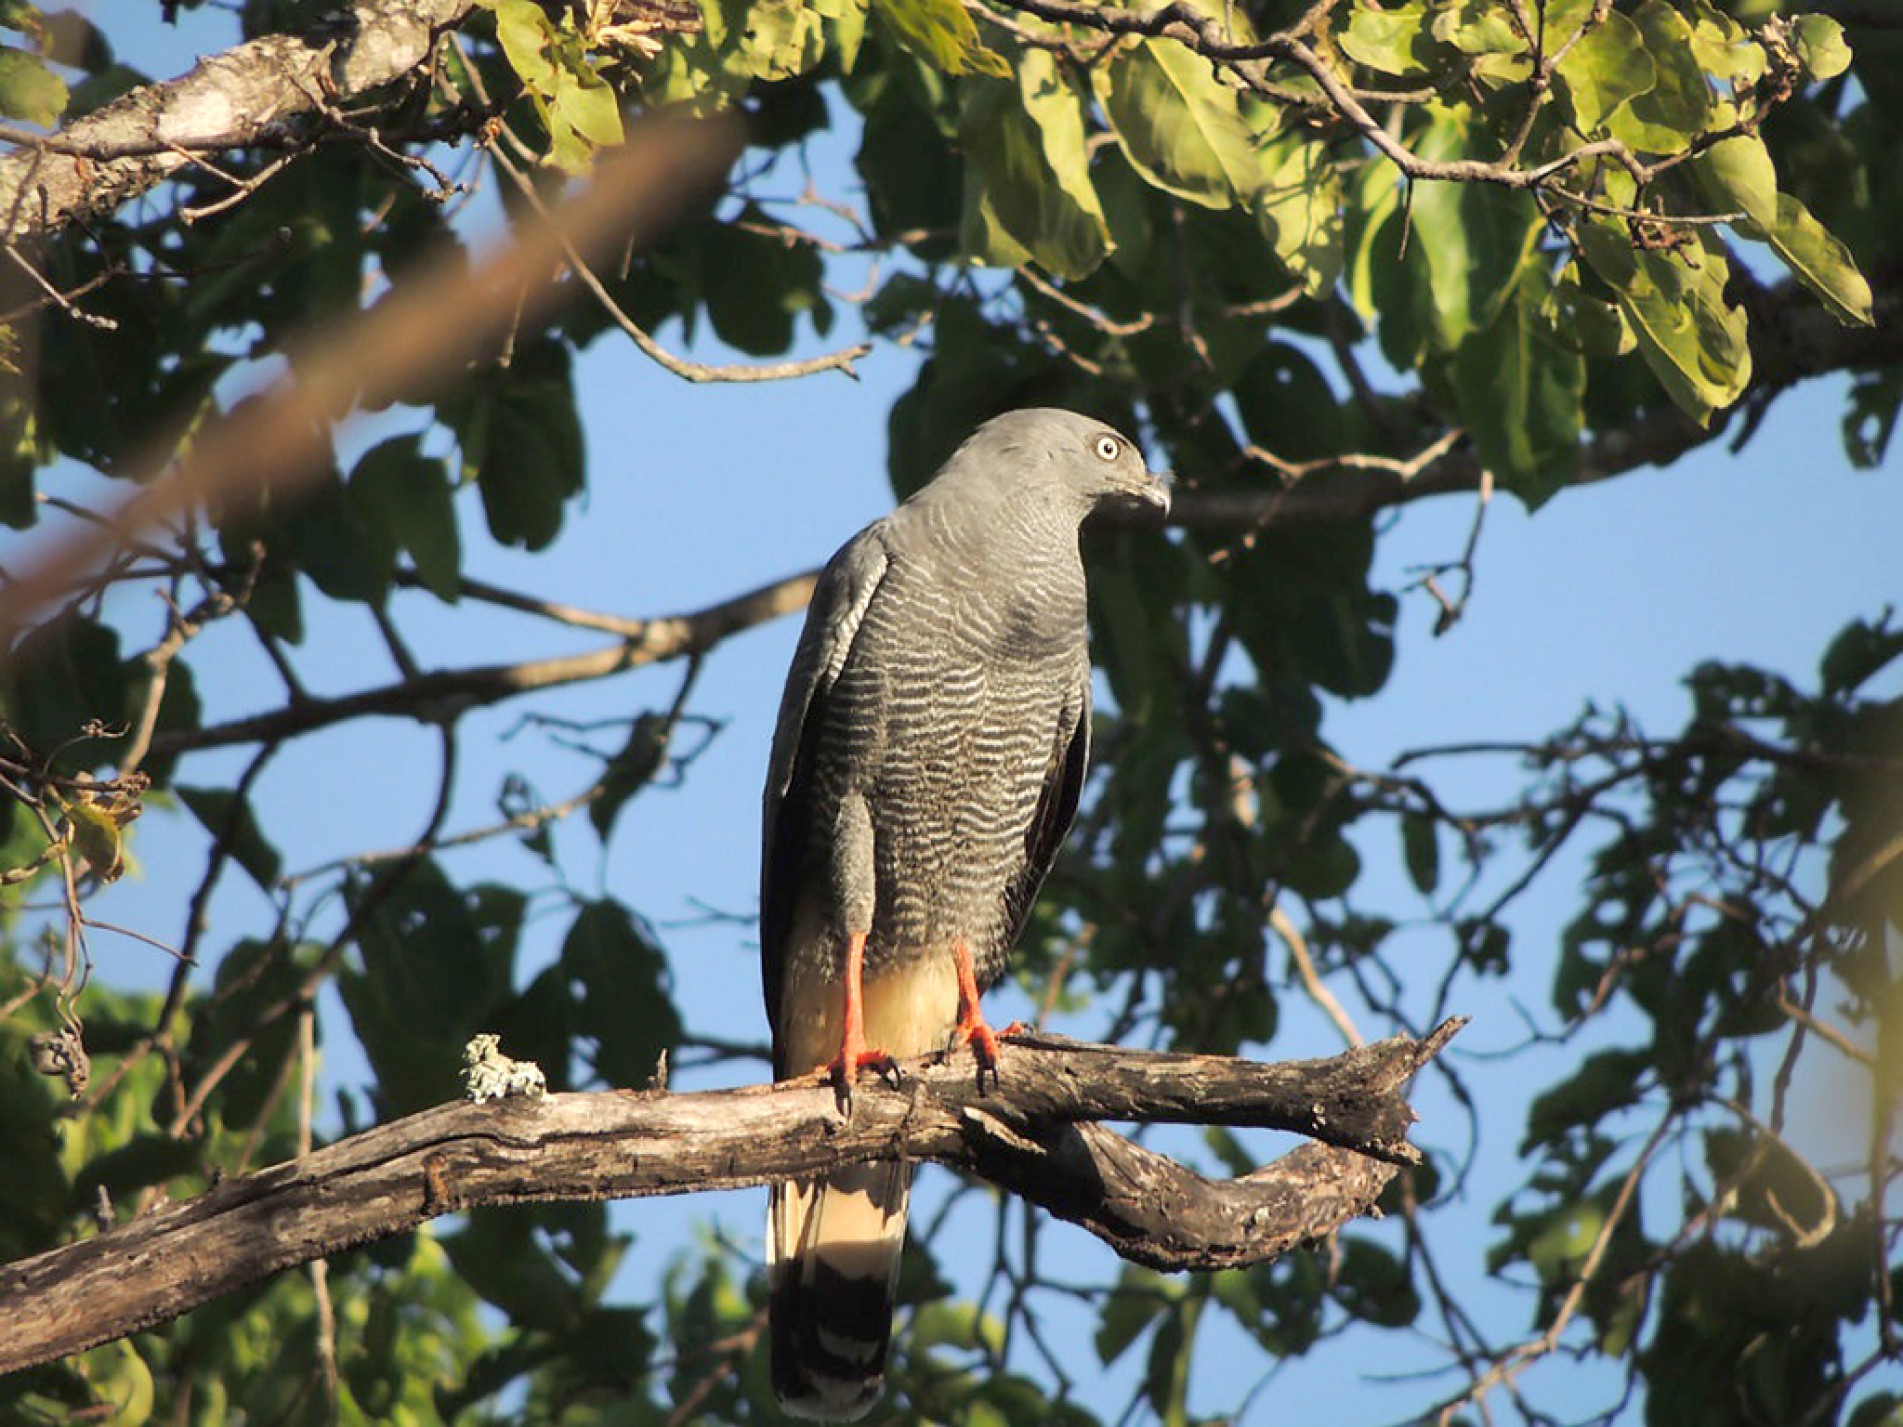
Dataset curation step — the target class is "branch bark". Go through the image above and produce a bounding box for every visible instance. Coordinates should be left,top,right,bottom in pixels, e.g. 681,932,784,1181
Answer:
0,1023,1461,1374
0,0,477,242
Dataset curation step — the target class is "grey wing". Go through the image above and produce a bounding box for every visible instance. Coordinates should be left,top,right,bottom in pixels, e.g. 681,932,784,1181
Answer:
998,671,1091,960
760,525,892,1044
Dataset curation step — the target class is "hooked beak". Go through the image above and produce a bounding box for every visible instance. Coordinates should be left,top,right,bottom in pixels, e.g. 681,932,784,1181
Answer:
1135,467,1172,521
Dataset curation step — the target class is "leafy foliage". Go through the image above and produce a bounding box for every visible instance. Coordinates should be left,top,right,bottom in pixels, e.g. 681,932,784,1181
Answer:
0,0,1897,1422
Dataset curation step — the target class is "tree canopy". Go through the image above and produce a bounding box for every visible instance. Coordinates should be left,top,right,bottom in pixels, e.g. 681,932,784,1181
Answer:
0,0,1898,1422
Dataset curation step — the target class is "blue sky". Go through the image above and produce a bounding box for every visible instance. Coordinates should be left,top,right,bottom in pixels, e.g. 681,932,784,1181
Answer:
40,4,1903,1421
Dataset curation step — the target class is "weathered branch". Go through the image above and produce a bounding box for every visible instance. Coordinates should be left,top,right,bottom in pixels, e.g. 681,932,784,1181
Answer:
0,1024,1461,1374
0,0,479,243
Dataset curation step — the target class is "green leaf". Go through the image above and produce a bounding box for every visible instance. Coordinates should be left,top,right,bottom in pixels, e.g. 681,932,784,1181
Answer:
1576,220,1751,425
338,863,520,1115
452,343,584,552
1254,129,1342,295
1552,10,1653,133
0,45,68,126
350,436,462,602
1548,260,1633,357
1843,371,1900,470
560,899,681,1089
959,165,1032,270
589,713,673,841
1095,1267,1176,1366
1690,133,1777,229
1334,1238,1421,1328
814,0,869,71
1401,812,1440,896
1336,2,1436,78
74,1133,204,1201
283,468,398,605
705,0,827,83
1430,0,1523,61
0,617,127,775
1603,1,1711,154
1409,107,1541,346
491,0,627,169
445,1209,584,1330
549,60,624,147
870,0,1007,77
177,787,283,893
1745,192,1874,329
1451,265,1584,508
1792,14,1852,83
492,0,560,94
690,210,832,355
1093,36,1266,209
958,56,1111,280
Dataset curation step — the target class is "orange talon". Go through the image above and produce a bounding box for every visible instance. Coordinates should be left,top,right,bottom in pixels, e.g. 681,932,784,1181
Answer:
815,931,897,1092
950,941,1018,1088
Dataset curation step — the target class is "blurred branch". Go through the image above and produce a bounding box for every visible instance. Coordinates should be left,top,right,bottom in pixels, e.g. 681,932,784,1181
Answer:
146,568,815,757
0,1022,1461,1373
0,112,743,651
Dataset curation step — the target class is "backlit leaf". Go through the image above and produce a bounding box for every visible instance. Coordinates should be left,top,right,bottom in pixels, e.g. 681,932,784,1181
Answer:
1576,220,1751,425
1254,129,1342,295
1745,192,1875,329
1336,2,1436,78
0,45,67,125
871,0,1007,77
959,55,1111,279
1553,10,1653,132
1094,37,1266,209
1792,14,1852,83
1603,1,1711,154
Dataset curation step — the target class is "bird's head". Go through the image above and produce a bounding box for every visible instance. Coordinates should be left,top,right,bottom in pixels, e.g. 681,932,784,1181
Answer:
944,408,1172,527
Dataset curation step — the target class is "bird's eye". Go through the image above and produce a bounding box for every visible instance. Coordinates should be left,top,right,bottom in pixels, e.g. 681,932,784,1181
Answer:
1093,434,1121,461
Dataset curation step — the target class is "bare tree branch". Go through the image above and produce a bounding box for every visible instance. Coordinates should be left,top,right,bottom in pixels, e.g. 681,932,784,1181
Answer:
0,1024,1461,1375
146,568,817,756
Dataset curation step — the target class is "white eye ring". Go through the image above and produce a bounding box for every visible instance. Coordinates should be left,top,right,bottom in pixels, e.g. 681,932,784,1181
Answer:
1093,434,1121,461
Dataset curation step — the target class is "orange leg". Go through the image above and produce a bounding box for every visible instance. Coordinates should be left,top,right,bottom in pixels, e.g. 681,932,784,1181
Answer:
950,941,1025,1086
813,931,897,1088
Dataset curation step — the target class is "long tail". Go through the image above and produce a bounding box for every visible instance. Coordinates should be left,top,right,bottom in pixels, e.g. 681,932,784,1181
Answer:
768,1160,912,1421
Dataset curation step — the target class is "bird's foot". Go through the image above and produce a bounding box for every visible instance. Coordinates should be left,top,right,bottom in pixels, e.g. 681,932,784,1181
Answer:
813,1041,900,1108
951,1011,1027,1093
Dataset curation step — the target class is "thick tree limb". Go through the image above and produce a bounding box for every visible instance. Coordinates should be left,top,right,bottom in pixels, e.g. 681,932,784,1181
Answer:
0,1023,1461,1374
0,0,478,242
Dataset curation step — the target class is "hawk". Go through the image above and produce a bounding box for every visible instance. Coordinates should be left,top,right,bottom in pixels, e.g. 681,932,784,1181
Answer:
760,408,1171,1419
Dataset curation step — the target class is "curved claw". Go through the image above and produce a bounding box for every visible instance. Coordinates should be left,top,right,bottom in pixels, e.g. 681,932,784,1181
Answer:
950,942,1024,1092
813,929,897,1106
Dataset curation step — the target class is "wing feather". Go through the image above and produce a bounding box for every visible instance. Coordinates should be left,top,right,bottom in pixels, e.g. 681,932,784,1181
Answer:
999,674,1091,959
760,527,891,1050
